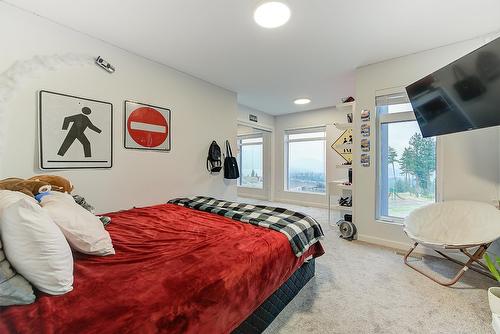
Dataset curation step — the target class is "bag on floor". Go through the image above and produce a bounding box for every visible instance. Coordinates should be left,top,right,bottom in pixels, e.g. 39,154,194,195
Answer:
223,140,239,179
207,141,222,173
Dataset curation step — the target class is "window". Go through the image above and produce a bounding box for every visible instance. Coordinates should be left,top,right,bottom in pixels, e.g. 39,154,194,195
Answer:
377,93,437,221
285,127,326,194
237,135,264,189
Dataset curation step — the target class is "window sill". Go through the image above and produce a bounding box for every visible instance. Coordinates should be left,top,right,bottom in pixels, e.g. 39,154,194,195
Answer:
284,190,326,196
376,218,404,226
237,186,264,190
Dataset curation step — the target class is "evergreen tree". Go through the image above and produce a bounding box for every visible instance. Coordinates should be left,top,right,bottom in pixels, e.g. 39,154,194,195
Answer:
408,133,435,196
388,146,398,199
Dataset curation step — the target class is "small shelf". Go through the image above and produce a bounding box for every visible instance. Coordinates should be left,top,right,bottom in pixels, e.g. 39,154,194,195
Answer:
336,101,355,109
336,184,352,191
333,122,353,130
331,205,353,212
336,164,353,169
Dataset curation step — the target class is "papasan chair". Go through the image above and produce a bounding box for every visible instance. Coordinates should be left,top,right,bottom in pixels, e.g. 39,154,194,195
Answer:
403,200,500,286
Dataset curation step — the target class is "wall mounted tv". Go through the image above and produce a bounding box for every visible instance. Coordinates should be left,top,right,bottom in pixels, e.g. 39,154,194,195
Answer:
406,36,500,138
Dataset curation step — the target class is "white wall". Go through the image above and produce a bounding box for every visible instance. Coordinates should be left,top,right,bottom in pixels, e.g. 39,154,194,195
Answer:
0,3,238,213
273,107,351,207
237,104,275,130
354,34,500,250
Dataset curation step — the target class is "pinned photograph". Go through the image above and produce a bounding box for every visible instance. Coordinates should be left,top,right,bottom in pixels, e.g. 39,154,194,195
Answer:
39,90,113,169
361,123,370,137
361,153,370,167
361,138,370,152
361,109,370,122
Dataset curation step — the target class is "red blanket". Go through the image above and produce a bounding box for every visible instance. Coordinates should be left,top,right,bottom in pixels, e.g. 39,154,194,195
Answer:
0,204,323,334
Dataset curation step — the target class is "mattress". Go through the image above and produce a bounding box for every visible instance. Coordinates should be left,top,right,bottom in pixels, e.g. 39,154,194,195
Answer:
0,203,323,334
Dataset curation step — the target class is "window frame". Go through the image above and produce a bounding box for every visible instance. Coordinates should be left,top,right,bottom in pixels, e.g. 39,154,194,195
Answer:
284,126,327,195
237,133,264,189
376,93,441,224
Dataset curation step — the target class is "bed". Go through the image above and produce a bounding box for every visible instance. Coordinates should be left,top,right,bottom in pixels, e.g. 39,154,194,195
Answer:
0,202,324,333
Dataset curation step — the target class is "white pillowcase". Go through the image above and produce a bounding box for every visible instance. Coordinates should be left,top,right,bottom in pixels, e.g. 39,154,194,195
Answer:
40,192,115,256
1,194,73,295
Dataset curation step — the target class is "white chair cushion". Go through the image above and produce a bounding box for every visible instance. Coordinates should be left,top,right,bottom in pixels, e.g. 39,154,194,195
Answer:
404,200,500,247
40,192,115,256
1,195,73,295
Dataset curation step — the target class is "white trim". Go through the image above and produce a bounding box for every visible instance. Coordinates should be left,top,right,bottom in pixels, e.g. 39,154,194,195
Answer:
273,197,328,209
237,120,273,133
357,234,413,252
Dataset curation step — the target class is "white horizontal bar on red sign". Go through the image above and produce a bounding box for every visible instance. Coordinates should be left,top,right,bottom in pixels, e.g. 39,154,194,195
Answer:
130,122,166,133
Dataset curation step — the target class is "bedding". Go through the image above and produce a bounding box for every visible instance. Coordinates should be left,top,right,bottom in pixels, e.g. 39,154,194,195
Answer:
0,203,323,334
1,197,74,295
169,196,324,257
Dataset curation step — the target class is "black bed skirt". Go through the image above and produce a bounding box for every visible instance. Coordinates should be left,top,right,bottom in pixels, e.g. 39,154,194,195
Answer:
232,258,316,334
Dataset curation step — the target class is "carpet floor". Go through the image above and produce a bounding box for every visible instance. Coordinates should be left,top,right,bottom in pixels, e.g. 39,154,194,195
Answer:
238,198,495,334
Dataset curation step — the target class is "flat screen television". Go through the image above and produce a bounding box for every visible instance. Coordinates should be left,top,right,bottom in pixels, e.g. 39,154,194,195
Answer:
406,36,500,137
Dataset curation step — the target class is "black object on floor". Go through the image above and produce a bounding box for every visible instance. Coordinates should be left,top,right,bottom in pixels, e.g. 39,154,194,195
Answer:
232,259,316,334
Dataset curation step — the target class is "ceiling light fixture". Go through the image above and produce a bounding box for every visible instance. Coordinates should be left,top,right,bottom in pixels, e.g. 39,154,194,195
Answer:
254,2,291,29
294,98,311,105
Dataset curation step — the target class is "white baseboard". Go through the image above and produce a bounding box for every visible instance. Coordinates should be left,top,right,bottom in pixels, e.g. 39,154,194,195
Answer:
357,234,413,252
357,234,479,262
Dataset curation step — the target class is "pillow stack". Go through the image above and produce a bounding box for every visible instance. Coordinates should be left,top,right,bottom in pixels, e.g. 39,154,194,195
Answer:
0,188,115,306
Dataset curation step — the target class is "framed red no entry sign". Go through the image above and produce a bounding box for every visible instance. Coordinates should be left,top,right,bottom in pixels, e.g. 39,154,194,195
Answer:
124,101,171,151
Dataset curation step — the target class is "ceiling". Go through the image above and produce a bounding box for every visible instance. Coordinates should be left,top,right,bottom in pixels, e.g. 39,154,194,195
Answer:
6,0,500,115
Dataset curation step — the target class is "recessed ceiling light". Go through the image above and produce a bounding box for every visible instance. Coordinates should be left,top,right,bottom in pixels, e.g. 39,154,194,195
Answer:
294,98,311,105
254,2,291,29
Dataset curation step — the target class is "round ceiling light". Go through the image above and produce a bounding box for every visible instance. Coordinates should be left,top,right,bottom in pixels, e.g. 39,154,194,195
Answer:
254,2,291,28
294,98,311,105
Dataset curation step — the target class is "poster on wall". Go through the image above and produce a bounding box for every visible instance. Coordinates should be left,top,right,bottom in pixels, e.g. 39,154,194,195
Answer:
124,101,171,151
331,128,353,163
39,90,113,170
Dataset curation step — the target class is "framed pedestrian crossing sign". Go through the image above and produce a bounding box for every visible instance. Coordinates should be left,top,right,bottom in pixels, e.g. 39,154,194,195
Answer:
39,90,113,169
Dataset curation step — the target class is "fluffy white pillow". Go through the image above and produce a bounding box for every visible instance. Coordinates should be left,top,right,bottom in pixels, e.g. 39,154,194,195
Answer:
40,192,115,256
1,196,73,295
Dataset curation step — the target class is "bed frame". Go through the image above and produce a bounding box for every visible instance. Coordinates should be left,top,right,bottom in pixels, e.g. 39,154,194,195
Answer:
233,258,315,334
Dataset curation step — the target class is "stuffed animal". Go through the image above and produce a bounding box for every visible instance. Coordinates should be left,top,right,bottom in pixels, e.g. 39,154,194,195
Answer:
28,175,73,193
0,178,52,198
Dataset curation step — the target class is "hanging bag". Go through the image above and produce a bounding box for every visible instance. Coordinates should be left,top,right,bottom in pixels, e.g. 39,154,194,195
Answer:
207,141,222,173
224,140,239,179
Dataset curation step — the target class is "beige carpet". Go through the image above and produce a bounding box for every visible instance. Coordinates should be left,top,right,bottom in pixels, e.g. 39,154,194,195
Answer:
238,198,496,334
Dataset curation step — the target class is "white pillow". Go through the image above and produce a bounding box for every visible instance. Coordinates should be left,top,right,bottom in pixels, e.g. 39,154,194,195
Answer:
40,192,115,256
0,190,38,216
1,197,73,295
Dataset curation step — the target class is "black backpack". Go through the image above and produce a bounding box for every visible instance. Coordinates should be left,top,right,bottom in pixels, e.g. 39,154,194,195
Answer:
207,141,222,173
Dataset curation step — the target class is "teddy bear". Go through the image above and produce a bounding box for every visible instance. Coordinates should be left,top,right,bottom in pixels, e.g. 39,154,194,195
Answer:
28,174,111,227
28,175,73,193
0,177,52,198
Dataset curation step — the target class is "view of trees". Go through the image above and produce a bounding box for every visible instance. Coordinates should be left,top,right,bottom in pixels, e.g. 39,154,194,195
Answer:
388,133,436,199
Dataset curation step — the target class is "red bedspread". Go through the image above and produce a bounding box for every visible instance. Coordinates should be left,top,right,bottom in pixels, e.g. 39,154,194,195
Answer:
0,203,323,334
